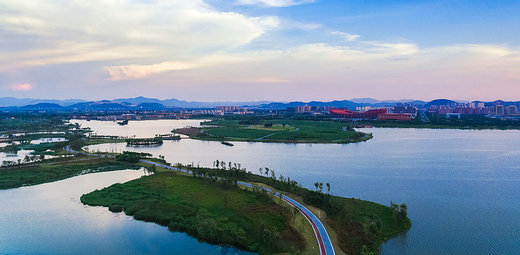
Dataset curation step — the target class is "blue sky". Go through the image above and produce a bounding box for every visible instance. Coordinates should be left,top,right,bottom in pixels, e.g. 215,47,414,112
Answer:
1,0,519,101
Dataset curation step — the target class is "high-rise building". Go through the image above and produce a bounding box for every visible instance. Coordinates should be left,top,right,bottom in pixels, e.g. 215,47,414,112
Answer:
507,105,517,115
296,105,312,113
496,105,505,115
216,106,239,112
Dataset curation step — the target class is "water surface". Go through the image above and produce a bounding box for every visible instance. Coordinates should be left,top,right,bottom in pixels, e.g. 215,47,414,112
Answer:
0,170,251,255
85,123,520,254
72,119,204,138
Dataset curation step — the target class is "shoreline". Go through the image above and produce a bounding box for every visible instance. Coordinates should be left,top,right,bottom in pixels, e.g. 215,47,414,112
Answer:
3,136,409,255
359,122,520,130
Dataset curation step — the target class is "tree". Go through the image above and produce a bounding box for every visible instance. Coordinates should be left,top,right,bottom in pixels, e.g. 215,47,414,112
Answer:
400,203,408,222
326,183,331,193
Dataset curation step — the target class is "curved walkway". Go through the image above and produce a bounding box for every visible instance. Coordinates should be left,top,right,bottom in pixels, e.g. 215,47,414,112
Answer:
65,146,336,255
238,181,335,255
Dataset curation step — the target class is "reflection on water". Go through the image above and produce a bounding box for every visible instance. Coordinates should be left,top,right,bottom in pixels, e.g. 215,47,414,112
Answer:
0,170,251,255
0,149,34,162
86,124,520,254
72,119,205,138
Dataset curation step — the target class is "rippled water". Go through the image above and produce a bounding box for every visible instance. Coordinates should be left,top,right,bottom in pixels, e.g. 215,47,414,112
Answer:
83,121,520,254
0,170,251,255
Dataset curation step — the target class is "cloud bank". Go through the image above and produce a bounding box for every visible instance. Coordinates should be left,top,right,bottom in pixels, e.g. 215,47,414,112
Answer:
10,83,33,91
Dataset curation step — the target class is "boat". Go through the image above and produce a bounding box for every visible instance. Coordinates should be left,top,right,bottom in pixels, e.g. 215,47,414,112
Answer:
117,120,129,126
221,141,234,146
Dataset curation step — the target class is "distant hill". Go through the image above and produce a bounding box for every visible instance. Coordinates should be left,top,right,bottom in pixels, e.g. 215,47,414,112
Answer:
113,96,272,108
348,98,382,104
21,103,63,110
113,96,163,105
136,102,166,110
425,99,458,107
67,101,131,111
0,97,86,107
1,96,517,111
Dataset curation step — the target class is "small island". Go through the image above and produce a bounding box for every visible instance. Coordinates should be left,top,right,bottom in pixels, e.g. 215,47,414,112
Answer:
126,137,164,146
173,118,372,144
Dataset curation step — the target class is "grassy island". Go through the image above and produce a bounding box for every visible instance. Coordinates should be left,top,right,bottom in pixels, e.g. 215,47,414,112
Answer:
81,172,305,254
81,160,411,255
0,157,139,189
173,119,372,144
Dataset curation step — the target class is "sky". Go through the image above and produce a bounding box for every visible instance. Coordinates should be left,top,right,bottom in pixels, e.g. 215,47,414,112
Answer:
0,0,519,102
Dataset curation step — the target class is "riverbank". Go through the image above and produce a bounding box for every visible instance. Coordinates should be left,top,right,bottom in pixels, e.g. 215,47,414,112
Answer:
173,119,372,144
359,119,520,130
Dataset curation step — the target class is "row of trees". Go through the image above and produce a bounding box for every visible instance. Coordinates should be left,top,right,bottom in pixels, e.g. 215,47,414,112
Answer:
115,151,152,163
257,167,303,194
126,137,163,146
1,154,45,167
187,160,251,188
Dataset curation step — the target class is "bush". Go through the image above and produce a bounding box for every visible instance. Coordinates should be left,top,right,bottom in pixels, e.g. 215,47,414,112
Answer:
108,204,124,212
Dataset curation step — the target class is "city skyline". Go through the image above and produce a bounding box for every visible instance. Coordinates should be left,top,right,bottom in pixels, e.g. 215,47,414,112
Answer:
1,0,519,101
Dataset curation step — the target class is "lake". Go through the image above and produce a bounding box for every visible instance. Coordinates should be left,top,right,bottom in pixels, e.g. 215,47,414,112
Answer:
82,120,520,254
72,119,204,138
0,169,250,255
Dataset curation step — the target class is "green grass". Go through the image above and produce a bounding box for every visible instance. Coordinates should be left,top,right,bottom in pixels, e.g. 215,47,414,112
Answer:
361,114,520,130
81,172,305,254
0,158,139,189
197,119,370,143
328,197,412,254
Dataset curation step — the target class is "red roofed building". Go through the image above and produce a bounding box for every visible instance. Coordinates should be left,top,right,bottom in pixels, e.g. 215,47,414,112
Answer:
330,108,412,121
330,108,387,119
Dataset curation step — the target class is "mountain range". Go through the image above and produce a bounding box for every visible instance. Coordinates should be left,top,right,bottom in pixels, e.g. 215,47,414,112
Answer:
0,96,515,111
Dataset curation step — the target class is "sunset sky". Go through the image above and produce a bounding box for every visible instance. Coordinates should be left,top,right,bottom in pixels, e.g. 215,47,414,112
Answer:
1,0,519,102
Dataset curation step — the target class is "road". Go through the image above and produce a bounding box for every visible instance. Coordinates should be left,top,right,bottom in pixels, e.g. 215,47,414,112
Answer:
65,146,336,255
418,110,430,122
238,181,335,255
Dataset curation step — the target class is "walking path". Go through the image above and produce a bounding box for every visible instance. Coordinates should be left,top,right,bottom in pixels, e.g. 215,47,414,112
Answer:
65,146,336,255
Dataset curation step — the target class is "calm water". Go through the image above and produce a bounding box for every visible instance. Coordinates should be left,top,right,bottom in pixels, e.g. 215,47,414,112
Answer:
0,149,34,162
83,121,520,254
0,170,250,255
72,119,204,138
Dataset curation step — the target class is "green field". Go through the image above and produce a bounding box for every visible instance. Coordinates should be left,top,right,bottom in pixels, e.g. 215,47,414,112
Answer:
81,172,305,255
361,113,520,130
183,119,371,143
0,157,139,189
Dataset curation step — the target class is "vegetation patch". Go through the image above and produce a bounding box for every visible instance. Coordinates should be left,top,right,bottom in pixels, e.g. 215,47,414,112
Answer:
175,118,371,144
81,172,305,255
0,158,139,189
361,113,520,130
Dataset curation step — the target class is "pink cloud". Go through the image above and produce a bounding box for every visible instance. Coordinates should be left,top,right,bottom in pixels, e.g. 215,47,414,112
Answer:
10,83,33,91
